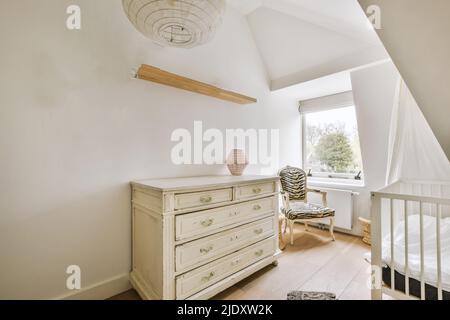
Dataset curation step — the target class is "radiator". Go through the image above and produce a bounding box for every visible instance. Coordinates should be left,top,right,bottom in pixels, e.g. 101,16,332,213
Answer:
307,188,355,230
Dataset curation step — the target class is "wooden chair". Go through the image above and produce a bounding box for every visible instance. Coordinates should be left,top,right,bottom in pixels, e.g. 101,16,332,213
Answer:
278,166,336,245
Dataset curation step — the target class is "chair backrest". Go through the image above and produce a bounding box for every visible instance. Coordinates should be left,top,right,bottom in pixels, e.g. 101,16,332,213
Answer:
278,166,307,201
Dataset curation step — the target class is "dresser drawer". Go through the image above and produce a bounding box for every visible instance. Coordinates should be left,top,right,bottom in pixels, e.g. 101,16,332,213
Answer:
175,197,275,241
175,217,275,272
174,188,233,210
176,237,275,299
235,182,275,200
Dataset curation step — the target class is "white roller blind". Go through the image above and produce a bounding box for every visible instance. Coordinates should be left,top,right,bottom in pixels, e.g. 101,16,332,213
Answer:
299,91,354,114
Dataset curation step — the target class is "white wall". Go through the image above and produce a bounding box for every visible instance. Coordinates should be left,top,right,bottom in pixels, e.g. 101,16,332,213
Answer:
0,0,301,299
350,62,400,226
358,0,450,160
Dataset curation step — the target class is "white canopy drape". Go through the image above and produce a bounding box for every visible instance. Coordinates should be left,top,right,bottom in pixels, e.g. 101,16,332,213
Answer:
386,79,450,184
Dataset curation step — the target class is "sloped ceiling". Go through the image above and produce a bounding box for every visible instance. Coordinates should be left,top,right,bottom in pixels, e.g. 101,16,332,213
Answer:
247,7,369,81
233,0,380,45
229,0,389,91
272,71,352,101
358,0,450,160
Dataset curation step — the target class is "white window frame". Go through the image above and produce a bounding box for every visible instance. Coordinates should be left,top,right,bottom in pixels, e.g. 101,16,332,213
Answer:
300,91,364,183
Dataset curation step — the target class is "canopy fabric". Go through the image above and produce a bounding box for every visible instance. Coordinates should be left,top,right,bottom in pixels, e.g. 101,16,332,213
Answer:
386,79,450,184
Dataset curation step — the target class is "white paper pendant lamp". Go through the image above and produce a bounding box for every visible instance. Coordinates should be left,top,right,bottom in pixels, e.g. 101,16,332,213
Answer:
122,0,226,48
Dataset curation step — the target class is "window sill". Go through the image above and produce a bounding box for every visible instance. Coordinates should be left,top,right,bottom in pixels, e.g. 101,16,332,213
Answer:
307,177,365,190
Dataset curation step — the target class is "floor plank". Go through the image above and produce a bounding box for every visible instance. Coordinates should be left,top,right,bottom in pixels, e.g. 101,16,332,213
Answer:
339,264,372,300
297,233,369,298
108,289,141,300
109,224,371,300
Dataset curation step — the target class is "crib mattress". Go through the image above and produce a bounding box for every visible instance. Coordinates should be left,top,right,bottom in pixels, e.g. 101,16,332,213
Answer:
382,214,450,293
383,266,450,300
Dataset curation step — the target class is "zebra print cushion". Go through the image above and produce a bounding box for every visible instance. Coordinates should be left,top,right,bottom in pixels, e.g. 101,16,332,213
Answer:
282,202,335,220
278,166,307,201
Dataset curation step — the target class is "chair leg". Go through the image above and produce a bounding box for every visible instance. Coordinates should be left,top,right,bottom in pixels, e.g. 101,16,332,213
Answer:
330,218,336,241
289,220,294,245
283,217,288,234
304,222,309,232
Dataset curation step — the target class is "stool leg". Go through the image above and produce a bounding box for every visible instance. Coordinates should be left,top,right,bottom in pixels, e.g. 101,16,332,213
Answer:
289,220,294,245
330,218,335,241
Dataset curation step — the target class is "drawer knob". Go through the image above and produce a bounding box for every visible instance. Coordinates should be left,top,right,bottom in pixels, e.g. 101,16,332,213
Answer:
255,249,264,257
253,204,262,210
200,245,213,254
254,228,264,235
200,218,214,227
201,272,215,282
231,259,241,267
200,196,213,203
252,187,262,194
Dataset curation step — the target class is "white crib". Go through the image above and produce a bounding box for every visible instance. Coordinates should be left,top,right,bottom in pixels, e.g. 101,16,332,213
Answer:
371,180,450,300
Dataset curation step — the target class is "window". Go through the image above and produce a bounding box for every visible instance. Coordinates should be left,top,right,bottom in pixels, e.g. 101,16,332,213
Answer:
303,106,363,181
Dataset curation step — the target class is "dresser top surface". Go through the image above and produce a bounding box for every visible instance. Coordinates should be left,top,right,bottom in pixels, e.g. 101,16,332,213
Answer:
131,175,279,192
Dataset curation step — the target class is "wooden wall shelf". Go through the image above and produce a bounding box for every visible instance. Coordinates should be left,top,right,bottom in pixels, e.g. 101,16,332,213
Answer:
135,64,257,105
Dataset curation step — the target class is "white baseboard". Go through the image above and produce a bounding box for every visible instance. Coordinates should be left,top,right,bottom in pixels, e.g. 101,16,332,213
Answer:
56,273,131,300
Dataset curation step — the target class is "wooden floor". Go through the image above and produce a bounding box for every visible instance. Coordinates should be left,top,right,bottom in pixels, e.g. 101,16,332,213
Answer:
110,224,372,300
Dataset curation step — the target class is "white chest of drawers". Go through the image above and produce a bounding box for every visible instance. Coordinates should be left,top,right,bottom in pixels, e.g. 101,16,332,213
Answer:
130,175,280,300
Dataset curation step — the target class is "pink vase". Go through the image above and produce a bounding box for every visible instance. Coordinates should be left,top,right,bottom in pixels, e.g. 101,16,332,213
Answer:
226,149,248,176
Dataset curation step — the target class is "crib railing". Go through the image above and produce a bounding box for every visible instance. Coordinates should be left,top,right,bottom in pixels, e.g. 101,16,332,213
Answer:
371,181,450,300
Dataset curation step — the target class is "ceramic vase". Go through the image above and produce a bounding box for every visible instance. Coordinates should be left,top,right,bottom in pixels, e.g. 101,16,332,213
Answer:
226,149,248,176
